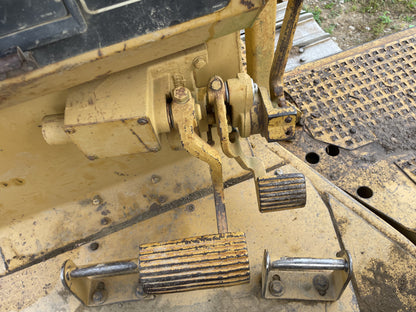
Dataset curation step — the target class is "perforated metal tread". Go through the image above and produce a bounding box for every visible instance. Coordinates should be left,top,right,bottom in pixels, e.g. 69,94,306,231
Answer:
284,28,416,150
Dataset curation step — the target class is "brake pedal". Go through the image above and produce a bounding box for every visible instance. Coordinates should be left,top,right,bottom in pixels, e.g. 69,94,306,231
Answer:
256,173,306,212
139,232,250,294
62,232,250,306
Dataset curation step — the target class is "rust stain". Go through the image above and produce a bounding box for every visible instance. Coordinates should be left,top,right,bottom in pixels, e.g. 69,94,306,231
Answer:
240,0,254,10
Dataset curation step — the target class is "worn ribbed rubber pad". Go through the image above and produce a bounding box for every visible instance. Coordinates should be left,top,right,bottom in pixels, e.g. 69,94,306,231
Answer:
257,173,307,212
138,232,250,294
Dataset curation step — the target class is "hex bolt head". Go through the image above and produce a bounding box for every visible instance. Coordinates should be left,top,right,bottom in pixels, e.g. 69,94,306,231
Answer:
137,118,148,125
192,56,207,69
151,175,161,184
92,195,102,205
186,204,195,212
158,195,167,204
269,280,285,297
101,217,110,225
64,127,76,135
173,87,190,104
135,284,145,298
313,274,330,296
210,79,222,91
92,290,105,304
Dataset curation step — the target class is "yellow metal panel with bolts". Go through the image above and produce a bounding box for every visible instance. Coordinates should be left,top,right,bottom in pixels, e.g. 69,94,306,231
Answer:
0,0,416,310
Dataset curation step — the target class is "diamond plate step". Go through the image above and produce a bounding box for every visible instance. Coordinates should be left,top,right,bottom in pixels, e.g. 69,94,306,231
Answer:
285,27,416,150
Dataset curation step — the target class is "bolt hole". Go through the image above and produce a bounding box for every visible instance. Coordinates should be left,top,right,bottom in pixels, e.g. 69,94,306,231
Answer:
305,152,320,164
89,242,99,251
272,274,281,281
357,186,373,199
325,144,340,156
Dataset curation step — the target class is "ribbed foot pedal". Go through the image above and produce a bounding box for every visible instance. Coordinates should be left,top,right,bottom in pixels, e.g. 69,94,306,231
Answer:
139,232,250,294
257,173,307,212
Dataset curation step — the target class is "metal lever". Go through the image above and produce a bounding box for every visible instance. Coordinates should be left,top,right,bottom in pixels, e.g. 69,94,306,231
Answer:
171,86,228,233
208,76,307,212
270,0,304,107
262,250,352,301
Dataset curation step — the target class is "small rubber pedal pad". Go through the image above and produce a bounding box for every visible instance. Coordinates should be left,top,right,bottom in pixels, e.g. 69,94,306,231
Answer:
138,232,250,294
256,173,306,212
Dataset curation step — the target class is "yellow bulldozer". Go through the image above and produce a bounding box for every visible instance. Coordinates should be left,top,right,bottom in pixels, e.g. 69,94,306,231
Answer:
0,0,415,311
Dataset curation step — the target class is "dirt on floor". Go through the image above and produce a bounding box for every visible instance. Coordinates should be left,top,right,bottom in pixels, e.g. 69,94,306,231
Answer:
302,0,416,50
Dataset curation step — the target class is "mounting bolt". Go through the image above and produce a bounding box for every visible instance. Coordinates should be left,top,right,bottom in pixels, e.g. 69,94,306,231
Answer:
284,116,293,123
192,56,207,69
269,280,285,297
151,175,161,184
101,217,110,225
64,127,76,135
135,284,145,298
137,118,148,125
285,128,293,136
92,290,105,304
92,195,102,205
274,169,283,176
186,204,195,212
158,195,167,204
313,274,330,296
210,79,222,91
173,87,190,104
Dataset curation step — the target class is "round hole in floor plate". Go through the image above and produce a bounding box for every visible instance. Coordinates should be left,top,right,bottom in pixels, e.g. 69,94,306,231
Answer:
89,242,99,251
325,144,340,156
357,186,373,199
305,152,320,164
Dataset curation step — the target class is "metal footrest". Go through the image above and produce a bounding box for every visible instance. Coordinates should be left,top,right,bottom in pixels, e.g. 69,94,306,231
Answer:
262,250,352,301
257,173,307,212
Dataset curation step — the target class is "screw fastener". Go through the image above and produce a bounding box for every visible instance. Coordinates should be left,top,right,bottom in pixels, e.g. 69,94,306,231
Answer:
92,290,105,304
269,280,285,297
173,87,190,104
151,175,161,184
313,274,330,296
210,79,222,91
137,118,148,125
285,128,293,136
92,195,102,205
192,56,207,69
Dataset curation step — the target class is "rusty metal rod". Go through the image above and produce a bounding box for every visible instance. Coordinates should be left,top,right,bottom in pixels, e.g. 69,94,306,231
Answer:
269,0,304,106
212,180,228,233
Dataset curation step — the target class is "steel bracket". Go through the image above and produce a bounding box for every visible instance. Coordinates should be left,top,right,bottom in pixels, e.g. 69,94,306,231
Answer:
262,250,352,301
258,86,298,141
61,259,152,306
